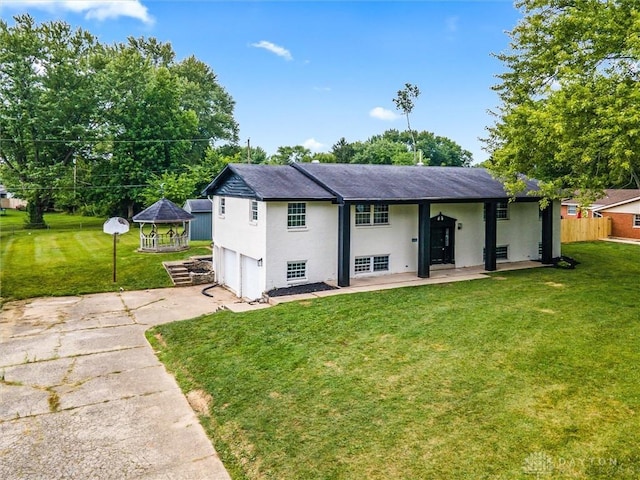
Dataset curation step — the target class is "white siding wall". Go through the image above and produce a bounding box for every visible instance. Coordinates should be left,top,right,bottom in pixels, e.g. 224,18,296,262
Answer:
212,196,267,298
602,199,640,214
211,195,562,298
496,202,543,263
265,201,338,291
351,204,418,275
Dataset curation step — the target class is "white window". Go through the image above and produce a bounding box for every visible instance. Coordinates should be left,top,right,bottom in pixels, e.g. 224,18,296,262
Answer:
355,204,389,225
354,255,389,274
496,201,509,220
567,205,577,215
250,200,258,222
634,214,640,228
219,197,225,216
287,261,307,281
288,202,306,228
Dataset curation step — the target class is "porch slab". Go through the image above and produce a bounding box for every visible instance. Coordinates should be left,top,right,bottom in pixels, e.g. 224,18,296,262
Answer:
264,261,548,305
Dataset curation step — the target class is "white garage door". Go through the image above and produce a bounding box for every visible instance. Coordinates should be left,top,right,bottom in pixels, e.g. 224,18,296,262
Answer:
241,255,262,301
222,248,239,294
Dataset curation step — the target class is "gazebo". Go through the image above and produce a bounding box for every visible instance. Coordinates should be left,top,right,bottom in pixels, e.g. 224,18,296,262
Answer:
132,198,195,252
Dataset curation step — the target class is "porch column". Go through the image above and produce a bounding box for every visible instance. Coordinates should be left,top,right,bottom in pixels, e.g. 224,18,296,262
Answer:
541,202,554,264
418,202,431,278
338,202,351,287
484,201,497,271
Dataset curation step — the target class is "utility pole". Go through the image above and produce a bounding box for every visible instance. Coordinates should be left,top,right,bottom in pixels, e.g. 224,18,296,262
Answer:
247,138,251,164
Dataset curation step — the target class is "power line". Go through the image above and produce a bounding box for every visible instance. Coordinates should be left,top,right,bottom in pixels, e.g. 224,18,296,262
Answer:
0,138,215,144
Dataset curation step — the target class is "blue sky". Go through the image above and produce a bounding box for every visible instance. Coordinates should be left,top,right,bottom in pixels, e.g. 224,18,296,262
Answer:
1,1,521,163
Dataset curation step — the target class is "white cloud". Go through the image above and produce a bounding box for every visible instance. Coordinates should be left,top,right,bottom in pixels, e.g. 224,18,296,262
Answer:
369,107,399,121
303,138,324,151
313,86,331,92
250,40,293,61
2,1,153,24
446,16,459,33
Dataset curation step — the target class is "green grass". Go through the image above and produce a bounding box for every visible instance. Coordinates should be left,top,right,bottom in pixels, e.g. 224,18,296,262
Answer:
0,210,211,301
148,242,640,479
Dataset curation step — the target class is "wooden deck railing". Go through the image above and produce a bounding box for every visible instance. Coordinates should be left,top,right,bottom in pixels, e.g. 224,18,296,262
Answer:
139,232,189,252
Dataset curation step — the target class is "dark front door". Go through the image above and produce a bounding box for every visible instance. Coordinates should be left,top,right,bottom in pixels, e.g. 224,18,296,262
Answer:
430,213,456,265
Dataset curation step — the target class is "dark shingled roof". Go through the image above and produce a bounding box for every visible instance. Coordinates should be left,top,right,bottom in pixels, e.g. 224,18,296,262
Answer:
202,164,336,201
294,163,540,202
184,199,212,213
203,163,541,203
132,198,195,223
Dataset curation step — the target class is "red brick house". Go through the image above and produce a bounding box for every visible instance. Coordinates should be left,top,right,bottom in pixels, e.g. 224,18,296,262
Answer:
562,190,640,239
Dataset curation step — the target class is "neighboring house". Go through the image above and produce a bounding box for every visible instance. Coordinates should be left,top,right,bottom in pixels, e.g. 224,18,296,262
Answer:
0,184,27,209
562,189,640,239
202,163,561,300
183,199,213,241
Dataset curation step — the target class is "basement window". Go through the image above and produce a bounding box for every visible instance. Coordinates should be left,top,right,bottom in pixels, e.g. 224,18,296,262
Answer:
287,261,307,281
354,255,389,274
483,245,509,261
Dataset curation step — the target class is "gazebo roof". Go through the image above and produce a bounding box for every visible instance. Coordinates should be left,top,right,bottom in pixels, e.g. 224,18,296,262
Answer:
132,198,195,224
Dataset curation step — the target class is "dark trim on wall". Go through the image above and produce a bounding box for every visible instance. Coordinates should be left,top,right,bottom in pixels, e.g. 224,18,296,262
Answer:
338,202,351,287
418,202,431,278
484,201,497,271
541,203,554,264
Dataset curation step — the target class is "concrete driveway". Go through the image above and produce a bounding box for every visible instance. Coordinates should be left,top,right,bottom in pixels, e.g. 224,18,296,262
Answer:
0,286,238,480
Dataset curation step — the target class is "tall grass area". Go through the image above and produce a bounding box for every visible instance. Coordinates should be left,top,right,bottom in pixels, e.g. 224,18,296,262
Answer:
149,242,640,479
0,210,211,301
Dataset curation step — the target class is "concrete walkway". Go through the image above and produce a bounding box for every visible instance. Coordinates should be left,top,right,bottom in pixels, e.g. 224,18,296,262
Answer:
0,286,237,480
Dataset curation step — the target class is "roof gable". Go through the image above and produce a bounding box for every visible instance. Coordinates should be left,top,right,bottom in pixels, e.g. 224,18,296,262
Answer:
202,164,335,201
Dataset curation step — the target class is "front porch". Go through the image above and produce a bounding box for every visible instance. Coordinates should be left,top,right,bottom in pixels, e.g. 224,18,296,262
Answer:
269,261,547,305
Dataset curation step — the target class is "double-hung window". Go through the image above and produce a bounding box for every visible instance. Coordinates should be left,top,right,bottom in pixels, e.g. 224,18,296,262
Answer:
219,197,225,216
355,204,389,225
634,214,640,228
288,202,306,229
567,205,577,216
250,200,258,223
496,201,509,220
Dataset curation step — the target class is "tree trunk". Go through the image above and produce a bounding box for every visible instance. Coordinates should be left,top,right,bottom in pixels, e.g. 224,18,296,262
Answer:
25,192,47,229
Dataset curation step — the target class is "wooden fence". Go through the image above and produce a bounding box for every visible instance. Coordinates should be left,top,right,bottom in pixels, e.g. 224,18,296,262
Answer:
561,217,611,243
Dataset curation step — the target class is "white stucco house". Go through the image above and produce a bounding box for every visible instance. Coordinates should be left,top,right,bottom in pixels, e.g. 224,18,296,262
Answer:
202,163,561,300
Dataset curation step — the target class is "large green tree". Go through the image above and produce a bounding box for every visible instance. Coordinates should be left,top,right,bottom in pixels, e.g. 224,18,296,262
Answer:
88,38,238,218
0,17,238,223
485,0,640,200
0,15,100,227
329,130,472,166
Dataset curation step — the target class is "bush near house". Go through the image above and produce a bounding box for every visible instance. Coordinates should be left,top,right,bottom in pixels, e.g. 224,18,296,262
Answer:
149,242,640,479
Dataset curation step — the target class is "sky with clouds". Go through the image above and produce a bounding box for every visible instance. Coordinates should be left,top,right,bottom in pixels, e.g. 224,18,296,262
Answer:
1,0,522,163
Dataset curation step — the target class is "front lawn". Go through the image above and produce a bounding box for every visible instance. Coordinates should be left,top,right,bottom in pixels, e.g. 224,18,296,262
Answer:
0,211,211,301
149,242,640,479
